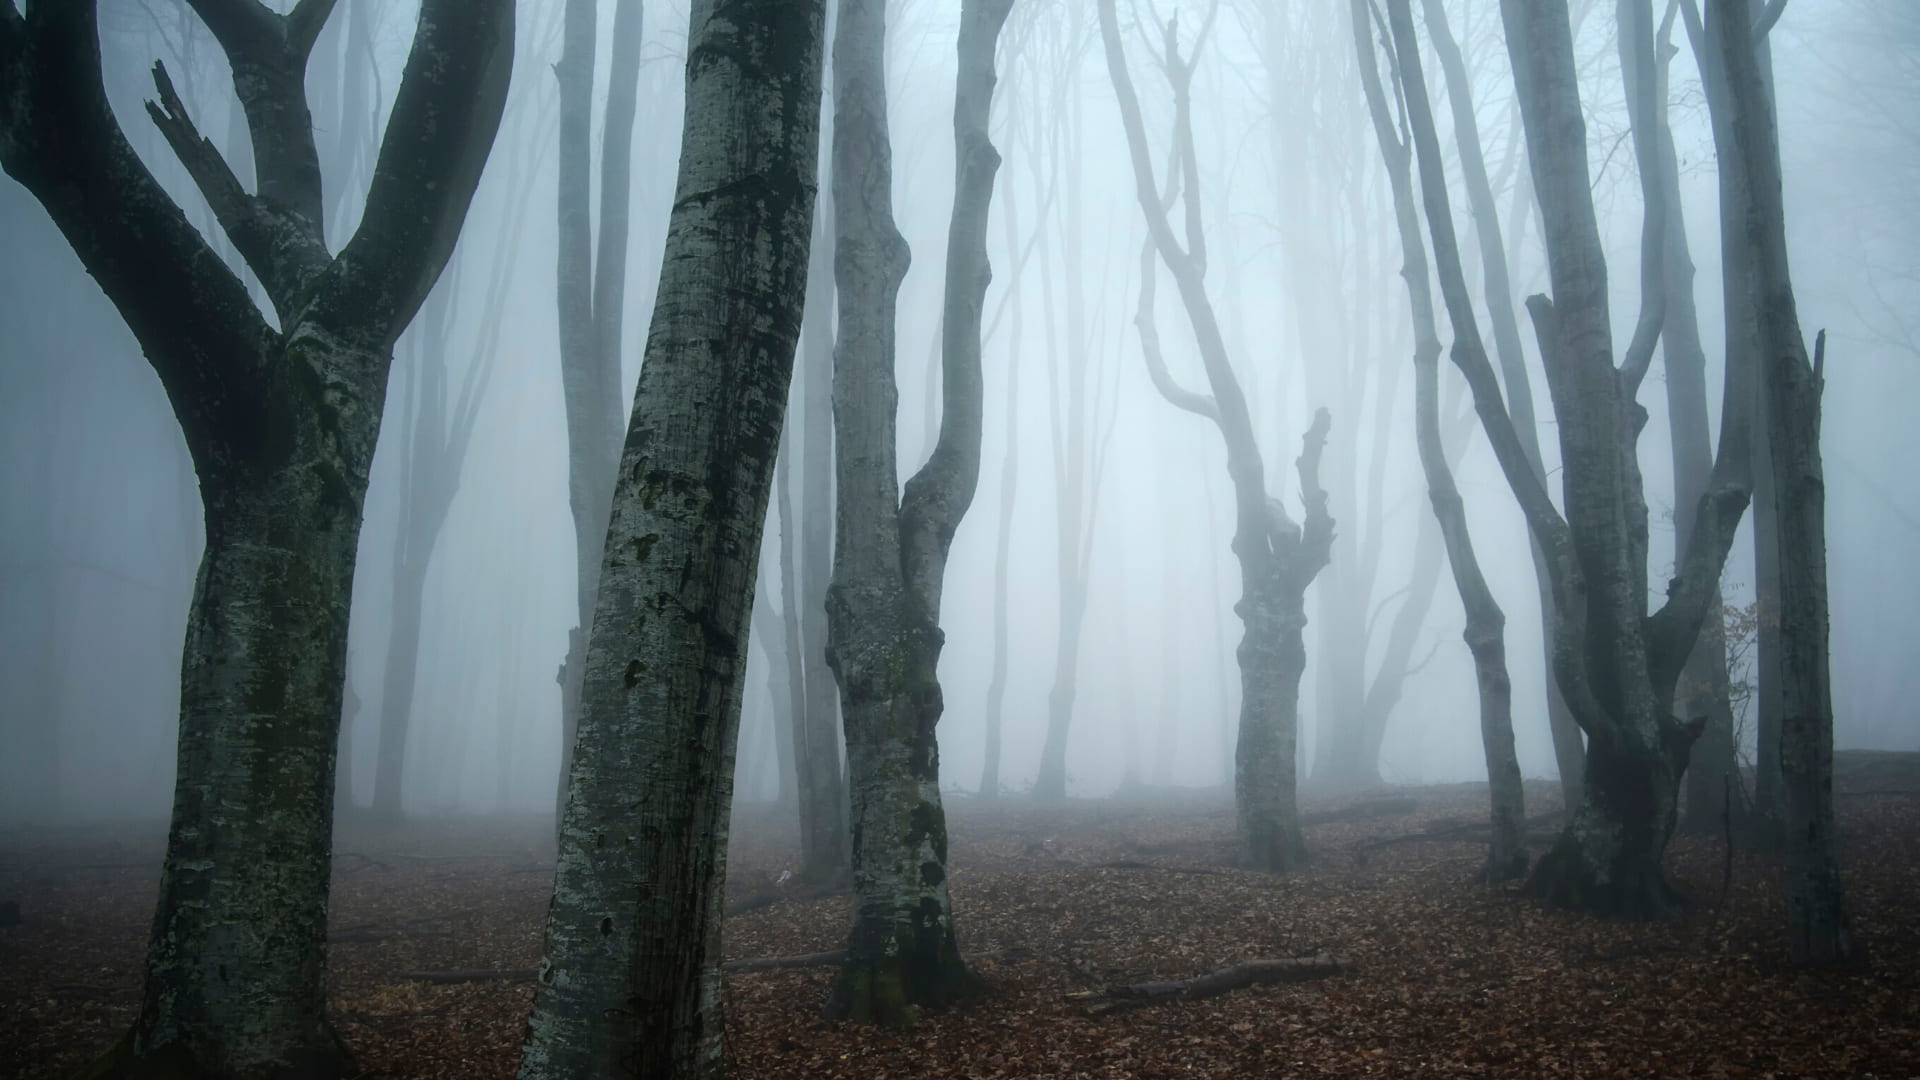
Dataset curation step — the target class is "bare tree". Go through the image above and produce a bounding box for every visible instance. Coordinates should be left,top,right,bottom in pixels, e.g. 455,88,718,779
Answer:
1359,0,1529,880
1703,0,1857,964
1412,0,1755,916
0,1,512,1072
1099,0,1333,872
516,0,828,1074
823,0,1013,1023
1417,0,1588,811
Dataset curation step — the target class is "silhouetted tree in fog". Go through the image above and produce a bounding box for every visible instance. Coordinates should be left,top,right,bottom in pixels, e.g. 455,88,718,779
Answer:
1357,0,1529,881
552,0,645,823
822,0,1013,1023
516,1,827,1074
0,1,512,1073
1101,0,1334,873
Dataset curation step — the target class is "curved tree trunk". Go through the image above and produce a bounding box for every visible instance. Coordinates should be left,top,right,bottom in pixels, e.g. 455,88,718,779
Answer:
1367,0,1529,881
823,0,1012,1024
515,2,828,1075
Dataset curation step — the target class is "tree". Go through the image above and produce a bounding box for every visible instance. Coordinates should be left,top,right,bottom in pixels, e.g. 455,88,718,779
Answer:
1703,0,1857,964
791,119,851,881
822,0,1013,1023
515,1,828,1074
552,0,645,823
1415,0,1588,811
1360,0,1529,881
1099,0,1334,873
1407,0,1754,917
0,1,512,1073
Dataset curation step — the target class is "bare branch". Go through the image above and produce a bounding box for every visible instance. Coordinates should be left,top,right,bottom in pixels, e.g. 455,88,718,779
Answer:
286,0,341,60
1616,0,1670,400
143,61,286,298
1751,0,1787,41
317,0,516,346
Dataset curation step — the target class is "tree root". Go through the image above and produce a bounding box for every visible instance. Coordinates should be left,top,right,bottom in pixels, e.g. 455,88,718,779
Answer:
1064,952,1348,1015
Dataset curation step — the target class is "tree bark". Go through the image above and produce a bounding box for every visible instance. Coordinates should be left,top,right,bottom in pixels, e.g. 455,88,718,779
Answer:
1,2,513,1073
795,145,851,884
515,2,828,1075
1099,0,1333,872
1370,0,1529,882
823,0,1012,1025
773,432,806,808
1705,0,1857,964
1417,0,1587,811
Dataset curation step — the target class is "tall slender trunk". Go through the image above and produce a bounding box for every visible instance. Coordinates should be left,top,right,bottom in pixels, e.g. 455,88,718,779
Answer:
824,0,1012,1023
980,165,1022,802
516,2,827,1073
774,431,805,808
553,0,645,825
1704,0,1856,964
796,150,850,882
1418,0,1585,812
1377,0,1527,879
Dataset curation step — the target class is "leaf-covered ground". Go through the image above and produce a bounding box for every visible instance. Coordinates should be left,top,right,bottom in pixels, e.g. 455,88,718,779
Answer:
3,772,1917,1078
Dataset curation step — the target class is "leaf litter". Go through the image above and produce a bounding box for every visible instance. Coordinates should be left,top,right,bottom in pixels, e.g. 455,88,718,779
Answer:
3,776,1917,1078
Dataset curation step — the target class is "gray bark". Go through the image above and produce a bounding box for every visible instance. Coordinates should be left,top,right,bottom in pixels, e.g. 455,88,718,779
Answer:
795,150,851,883
0,2,513,1073
515,2,828,1075
1099,0,1333,872
980,163,1024,802
774,431,805,806
1705,0,1856,964
823,0,1011,1024
552,0,645,826
1374,0,1528,881
1463,0,1756,917
1417,0,1587,811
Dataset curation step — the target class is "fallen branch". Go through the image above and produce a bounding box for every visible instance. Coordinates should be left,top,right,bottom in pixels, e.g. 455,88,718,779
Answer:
1064,953,1348,1015
330,927,454,944
723,948,846,973
1300,796,1421,826
399,968,536,985
1088,859,1223,876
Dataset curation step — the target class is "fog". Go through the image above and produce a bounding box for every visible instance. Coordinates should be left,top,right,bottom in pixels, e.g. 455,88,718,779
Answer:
2,0,1914,828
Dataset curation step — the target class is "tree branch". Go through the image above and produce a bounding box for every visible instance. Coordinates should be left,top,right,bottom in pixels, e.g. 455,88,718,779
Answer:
143,60,289,299
286,0,341,60
315,0,517,347
1616,0,1669,400
0,0,273,470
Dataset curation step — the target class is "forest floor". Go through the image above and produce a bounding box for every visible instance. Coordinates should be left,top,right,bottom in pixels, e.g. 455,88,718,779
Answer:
3,757,1918,1078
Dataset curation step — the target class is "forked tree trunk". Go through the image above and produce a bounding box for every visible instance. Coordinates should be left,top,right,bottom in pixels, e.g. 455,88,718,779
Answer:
1367,0,1529,881
823,0,1012,1025
1,5,512,1074
516,2,828,1075
1100,0,1333,872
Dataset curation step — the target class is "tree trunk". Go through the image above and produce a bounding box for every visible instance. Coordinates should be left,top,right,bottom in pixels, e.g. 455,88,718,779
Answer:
796,142,850,883
552,0,645,826
1371,0,1529,881
372,550,430,821
515,2,828,1075
1417,0,1585,812
979,165,1023,803
823,0,1011,1024
1099,0,1334,871
1704,0,1856,964
773,434,805,808
3,3,512,1073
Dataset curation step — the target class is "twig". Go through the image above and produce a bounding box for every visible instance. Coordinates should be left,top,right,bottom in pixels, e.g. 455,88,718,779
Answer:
1064,953,1348,1015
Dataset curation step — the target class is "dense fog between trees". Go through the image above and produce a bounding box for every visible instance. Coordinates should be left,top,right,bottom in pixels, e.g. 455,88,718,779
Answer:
2,0,1915,829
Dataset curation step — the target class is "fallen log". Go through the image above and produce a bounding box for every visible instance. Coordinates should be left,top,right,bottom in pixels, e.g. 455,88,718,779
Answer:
722,948,846,973
724,882,849,916
1064,953,1347,1015
330,927,454,944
